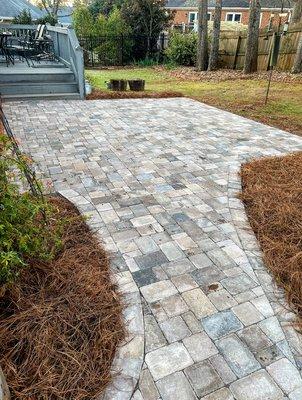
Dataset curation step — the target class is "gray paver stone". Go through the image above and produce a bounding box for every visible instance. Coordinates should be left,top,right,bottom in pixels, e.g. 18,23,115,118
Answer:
216,334,261,378
145,342,193,381
266,358,302,394
139,369,160,400
160,316,191,343
202,310,243,339
183,332,218,362
229,370,284,400
141,281,177,303
185,360,224,397
145,315,167,353
156,372,197,400
203,388,234,400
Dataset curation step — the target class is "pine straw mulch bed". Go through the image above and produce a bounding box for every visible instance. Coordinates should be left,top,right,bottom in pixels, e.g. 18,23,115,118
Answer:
87,89,183,100
0,195,124,400
240,152,302,329
161,67,302,83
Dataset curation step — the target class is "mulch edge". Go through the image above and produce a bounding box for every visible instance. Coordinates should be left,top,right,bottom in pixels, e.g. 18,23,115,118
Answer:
0,193,126,400
228,154,302,365
59,191,145,400
86,89,184,100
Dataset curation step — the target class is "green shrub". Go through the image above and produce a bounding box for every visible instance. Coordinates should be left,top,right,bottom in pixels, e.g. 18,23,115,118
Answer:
0,135,62,286
73,5,95,37
13,9,33,25
165,32,197,66
36,14,58,26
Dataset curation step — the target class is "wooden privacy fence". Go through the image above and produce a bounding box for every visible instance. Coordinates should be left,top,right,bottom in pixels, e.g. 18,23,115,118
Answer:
219,23,302,71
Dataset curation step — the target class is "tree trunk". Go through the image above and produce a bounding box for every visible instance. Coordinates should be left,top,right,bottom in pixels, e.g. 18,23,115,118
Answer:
292,0,302,23
146,36,151,58
196,0,208,71
244,0,261,73
208,0,222,70
292,33,302,73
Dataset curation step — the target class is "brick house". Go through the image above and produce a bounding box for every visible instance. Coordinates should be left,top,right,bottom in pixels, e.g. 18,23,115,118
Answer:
166,0,293,30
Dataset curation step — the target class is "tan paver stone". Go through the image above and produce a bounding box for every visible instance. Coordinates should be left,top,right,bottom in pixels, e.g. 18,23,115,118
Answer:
182,288,216,319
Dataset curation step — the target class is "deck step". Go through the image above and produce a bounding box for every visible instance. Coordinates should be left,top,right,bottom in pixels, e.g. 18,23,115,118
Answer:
1,70,76,83
0,82,78,95
2,93,81,101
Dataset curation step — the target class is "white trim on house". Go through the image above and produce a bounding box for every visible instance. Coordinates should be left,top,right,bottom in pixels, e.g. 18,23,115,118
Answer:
166,6,292,11
188,11,212,23
259,12,263,26
225,12,242,22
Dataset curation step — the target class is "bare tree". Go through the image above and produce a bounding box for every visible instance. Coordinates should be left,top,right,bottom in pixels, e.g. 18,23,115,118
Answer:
39,0,67,17
244,0,261,73
196,0,208,71
292,0,302,23
208,0,222,70
292,33,302,72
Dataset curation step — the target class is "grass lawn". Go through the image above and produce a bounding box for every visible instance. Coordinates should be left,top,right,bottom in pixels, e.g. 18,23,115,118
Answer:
86,67,302,136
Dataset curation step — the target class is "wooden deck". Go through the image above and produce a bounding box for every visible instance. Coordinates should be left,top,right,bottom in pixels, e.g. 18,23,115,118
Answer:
0,58,68,74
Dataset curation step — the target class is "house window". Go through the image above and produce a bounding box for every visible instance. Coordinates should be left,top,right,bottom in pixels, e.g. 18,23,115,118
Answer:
188,11,212,24
188,12,198,24
225,13,242,22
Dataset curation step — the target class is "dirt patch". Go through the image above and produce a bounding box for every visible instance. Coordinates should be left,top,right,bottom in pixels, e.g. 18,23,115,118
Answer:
162,67,302,83
240,152,302,329
87,89,183,100
0,195,124,400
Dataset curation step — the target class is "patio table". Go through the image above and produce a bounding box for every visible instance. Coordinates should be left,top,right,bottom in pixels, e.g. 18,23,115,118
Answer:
0,32,14,66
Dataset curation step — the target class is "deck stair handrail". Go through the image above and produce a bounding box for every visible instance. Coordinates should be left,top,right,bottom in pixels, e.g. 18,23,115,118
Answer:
47,26,85,99
0,23,85,99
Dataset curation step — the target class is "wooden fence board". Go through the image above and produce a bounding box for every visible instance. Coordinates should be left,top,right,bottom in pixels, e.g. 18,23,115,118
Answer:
218,23,302,71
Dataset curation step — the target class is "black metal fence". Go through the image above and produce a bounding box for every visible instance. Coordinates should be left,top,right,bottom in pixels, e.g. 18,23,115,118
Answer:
79,34,168,67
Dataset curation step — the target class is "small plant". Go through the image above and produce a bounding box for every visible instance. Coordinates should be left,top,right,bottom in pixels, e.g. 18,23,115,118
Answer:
134,58,159,67
165,32,198,66
0,135,62,287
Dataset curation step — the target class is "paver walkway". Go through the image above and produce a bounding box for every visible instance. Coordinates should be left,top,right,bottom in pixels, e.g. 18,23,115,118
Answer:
4,98,302,400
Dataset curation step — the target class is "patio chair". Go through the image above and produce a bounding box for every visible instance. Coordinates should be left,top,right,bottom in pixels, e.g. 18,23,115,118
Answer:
5,25,56,67
18,25,43,47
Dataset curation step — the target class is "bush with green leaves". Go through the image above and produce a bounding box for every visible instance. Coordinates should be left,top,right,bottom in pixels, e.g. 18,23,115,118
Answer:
0,135,62,286
73,6,132,64
165,32,198,66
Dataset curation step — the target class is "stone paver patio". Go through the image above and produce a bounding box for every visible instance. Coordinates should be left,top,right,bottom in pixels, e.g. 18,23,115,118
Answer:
4,98,302,400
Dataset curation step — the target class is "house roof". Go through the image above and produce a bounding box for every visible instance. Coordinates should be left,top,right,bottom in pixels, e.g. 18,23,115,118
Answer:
166,0,293,9
0,0,44,19
57,7,73,25
0,0,73,24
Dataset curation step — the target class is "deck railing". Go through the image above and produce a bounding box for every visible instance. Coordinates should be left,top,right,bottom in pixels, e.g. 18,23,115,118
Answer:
0,24,85,99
